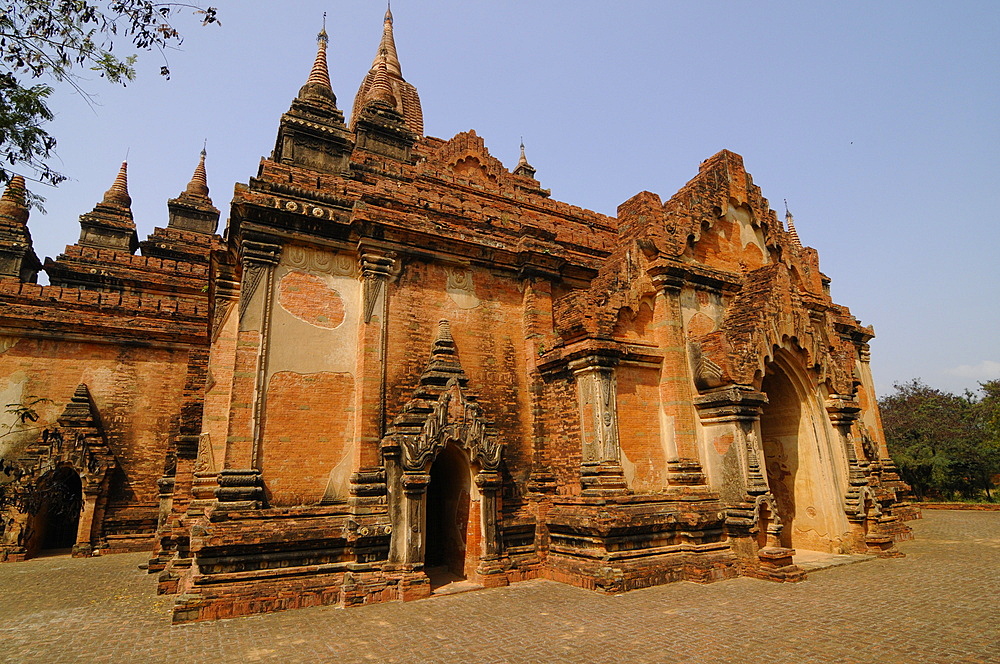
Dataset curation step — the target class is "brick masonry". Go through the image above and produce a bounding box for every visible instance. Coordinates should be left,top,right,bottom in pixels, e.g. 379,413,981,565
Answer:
0,10,917,624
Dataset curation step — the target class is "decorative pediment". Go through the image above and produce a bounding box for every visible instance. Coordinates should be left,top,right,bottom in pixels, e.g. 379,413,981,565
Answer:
422,131,512,187
695,264,856,394
10,384,116,494
381,320,502,472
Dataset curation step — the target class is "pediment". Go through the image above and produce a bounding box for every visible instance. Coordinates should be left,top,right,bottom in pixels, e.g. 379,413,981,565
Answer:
423,130,511,186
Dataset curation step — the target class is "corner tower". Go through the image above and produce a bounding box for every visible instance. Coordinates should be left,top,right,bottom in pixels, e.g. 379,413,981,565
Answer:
272,23,354,173
350,6,424,136
0,176,41,282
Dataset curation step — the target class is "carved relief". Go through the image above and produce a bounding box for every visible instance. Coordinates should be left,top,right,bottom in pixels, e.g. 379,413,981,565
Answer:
401,378,502,472
445,265,480,310
0,336,19,354
238,263,266,319
285,245,355,276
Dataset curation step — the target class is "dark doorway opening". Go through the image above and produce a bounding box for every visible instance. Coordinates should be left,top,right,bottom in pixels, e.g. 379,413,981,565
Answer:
425,443,471,585
760,366,801,549
29,467,83,556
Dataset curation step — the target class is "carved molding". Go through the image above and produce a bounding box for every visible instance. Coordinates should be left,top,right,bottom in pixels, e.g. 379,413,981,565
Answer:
399,377,502,472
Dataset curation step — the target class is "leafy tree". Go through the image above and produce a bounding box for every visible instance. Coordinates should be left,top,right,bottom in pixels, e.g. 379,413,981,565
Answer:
0,396,52,513
880,378,1000,501
1,1,219,195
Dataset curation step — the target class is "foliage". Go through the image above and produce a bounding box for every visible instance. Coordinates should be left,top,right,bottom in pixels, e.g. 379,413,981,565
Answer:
0,1,218,193
881,378,1000,502
0,396,70,516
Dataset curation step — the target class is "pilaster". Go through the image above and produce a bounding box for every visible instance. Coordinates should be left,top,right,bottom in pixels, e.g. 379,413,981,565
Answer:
569,354,628,496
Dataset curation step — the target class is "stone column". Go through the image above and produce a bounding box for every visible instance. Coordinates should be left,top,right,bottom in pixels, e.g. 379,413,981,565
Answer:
825,395,893,554
400,473,430,565
693,387,769,502
72,490,99,557
475,471,502,560
350,248,397,511
570,354,628,496
648,270,708,485
825,395,867,509
218,237,280,507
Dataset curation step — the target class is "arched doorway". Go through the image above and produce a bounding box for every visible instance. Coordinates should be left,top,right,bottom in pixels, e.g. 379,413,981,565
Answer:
424,443,472,583
760,367,801,548
27,467,83,557
759,356,845,552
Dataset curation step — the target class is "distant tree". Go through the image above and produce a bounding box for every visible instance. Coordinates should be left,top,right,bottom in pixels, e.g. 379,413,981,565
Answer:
0,1,219,196
968,379,1000,500
880,378,1000,501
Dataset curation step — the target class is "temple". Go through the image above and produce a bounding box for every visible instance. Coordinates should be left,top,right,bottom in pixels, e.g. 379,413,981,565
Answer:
0,10,915,623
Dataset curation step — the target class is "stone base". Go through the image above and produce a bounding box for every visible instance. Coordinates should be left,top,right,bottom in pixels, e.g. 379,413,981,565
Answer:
745,547,806,582
864,533,904,558
541,492,737,593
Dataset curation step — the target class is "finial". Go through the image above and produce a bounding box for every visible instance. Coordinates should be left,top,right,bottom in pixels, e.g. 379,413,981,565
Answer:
0,175,29,225
202,138,207,156
518,138,528,166
102,161,132,209
783,199,801,247
385,2,393,23
318,12,329,45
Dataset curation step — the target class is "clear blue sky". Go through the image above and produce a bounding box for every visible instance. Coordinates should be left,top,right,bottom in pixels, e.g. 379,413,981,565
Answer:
25,1,1000,397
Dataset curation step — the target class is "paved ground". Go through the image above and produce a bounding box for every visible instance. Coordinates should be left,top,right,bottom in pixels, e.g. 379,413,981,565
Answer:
1,510,997,664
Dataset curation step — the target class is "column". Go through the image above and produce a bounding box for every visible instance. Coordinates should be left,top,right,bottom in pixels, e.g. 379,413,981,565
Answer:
218,237,281,506
569,354,628,496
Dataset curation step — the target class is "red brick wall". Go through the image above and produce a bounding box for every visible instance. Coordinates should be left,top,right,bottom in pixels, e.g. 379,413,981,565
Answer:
260,371,355,505
0,336,189,534
616,364,668,491
384,261,533,479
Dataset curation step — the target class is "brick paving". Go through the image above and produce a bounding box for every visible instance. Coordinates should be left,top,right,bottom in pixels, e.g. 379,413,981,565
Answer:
1,510,997,664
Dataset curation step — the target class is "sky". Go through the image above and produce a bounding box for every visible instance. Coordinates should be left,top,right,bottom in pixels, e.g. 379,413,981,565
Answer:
19,1,1000,398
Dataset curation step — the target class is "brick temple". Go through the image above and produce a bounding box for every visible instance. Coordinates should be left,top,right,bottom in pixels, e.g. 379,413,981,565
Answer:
0,9,915,623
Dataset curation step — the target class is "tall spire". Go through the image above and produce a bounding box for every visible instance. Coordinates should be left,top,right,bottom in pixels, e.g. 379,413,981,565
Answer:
297,15,336,104
164,148,220,235
102,161,132,209
374,2,402,78
784,199,801,247
351,6,423,135
368,61,397,107
307,16,332,89
75,162,137,252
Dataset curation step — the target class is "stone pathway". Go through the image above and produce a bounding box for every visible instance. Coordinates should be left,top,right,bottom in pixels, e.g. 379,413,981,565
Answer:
1,510,998,663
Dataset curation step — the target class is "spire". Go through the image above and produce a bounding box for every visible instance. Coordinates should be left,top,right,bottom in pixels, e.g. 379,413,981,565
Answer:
307,18,332,89
297,15,336,104
513,138,536,179
0,176,29,226
784,199,801,247
163,147,220,235
184,148,210,200
102,161,131,209
0,175,40,281
351,6,423,135
374,2,402,78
